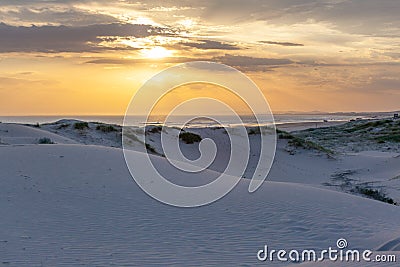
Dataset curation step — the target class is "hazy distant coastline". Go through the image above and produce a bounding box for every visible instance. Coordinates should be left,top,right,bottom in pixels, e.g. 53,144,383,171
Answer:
0,111,395,126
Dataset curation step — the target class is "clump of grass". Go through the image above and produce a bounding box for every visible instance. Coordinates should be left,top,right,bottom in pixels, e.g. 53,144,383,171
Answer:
145,143,156,153
277,129,334,155
375,134,400,143
276,129,295,140
328,171,398,205
248,128,260,135
96,124,117,133
390,174,400,181
57,123,70,130
124,132,142,144
345,120,392,133
353,187,397,205
147,126,162,134
74,122,89,130
179,132,202,144
288,136,334,156
38,137,54,144
212,126,224,130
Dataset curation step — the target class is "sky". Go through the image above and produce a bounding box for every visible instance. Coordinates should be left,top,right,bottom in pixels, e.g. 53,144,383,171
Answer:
0,0,399,115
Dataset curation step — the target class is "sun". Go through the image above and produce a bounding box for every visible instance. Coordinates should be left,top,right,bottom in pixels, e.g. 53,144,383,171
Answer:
141,46,173,59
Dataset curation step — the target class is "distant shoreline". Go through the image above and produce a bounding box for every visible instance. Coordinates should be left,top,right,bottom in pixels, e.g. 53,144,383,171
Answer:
0,112,389,128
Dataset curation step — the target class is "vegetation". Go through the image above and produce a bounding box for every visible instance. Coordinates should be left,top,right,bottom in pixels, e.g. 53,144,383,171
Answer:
74,122,89,130
277,129,295,140
96,124,117,133
145,143,156,153
147,126,162,134
277,129,334,156
179,132,202,144
327,170,397,206
38,137,54,144
344,120,392,133
293,118,400,153
248,128,260,135
57,123,70,130
374,134,400,143
288,137,334,155
352,187,397,205
124,132,142,144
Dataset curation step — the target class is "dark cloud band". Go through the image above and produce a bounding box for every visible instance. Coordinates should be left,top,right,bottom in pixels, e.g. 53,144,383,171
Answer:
0,22,172,53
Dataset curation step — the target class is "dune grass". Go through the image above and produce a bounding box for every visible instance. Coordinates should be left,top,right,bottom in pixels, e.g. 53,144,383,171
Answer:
145,143,156,153
96,124,117,133
179,132,202,144
38,137,54,144
74,122,89,130
277,129,334,156
352,187,397,205
292,118,400,153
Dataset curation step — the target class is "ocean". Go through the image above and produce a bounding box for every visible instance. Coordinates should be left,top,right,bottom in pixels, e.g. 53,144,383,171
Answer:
0,113,383,127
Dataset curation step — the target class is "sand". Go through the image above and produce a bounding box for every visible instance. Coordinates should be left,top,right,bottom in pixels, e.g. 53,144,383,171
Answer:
1,120,399,266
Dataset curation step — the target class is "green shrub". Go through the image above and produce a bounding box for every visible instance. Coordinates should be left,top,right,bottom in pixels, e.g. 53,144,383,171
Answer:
145,143,156,153
375,134,400,143
38,137,54,144
179,132,202,144
57,123,70,129
96,124,117,133
345,120,392,133
147,126,162,134
277,130,295,140
74,122,89,130
248,128,260,135
355,187,397,205
288,136,334,155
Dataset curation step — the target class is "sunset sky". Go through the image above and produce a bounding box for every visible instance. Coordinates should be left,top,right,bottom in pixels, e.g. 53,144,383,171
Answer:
0,0,399,115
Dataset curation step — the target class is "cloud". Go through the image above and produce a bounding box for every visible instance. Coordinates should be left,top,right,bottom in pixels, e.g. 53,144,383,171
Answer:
0,22,173,53
362,77,400,93
0,5,118,26
84,54,295,71
85,57,201,65
1,0,399,37
212,54,294,70
199,0,400,36
260,41,304,47
179,39,241,50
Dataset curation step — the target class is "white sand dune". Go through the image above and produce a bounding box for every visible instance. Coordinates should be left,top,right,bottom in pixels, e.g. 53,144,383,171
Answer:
0,123,77,145
1,146,400,266
138,126,400,202
1,122,400,266
39,120,122,147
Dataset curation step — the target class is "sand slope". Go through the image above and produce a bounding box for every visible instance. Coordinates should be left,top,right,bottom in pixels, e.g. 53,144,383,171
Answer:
0,123,77,145
1,144,400,266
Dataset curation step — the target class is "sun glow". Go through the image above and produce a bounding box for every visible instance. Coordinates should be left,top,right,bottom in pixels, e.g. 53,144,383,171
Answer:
141,47,173,59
